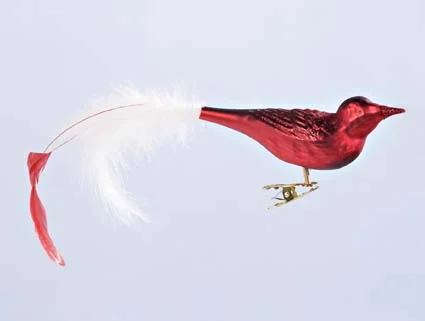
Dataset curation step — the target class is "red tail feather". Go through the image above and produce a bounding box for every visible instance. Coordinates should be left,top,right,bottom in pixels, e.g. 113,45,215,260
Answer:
27,152,65,266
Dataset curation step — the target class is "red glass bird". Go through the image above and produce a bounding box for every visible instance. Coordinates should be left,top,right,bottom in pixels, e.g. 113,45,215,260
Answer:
27,91,406,266
200,96,405,205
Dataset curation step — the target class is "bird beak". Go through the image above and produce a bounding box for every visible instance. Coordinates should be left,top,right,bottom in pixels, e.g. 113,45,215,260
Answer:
379,105,406,119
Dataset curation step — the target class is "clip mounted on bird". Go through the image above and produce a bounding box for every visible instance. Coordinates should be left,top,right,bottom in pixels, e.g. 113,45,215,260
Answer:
26,85,405,266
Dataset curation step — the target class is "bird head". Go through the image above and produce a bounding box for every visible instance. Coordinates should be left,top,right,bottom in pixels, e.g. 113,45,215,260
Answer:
336,96,405,139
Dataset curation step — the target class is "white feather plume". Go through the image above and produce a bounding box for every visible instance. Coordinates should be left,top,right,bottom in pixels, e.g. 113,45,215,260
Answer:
47,84,203,224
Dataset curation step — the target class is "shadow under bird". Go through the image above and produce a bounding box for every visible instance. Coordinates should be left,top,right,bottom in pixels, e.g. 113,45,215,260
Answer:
27,89,406,266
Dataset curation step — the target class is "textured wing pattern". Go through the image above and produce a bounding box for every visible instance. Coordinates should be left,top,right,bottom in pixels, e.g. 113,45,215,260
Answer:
248,108,337,141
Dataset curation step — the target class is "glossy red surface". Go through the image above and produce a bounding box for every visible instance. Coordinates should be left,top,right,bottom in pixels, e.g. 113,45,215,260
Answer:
199,97,404,170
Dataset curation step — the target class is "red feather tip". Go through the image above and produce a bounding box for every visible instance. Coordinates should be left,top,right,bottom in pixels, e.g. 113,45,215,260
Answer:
27,152,65,266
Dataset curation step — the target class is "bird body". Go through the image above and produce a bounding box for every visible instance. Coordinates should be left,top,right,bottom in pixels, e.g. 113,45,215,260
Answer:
200,97,404,170
199,107,362,170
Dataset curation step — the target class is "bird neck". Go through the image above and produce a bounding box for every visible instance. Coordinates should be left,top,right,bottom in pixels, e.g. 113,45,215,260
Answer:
343,116,380,139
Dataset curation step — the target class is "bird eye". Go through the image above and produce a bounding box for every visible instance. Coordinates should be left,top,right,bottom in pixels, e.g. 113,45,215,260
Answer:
356,108,364,116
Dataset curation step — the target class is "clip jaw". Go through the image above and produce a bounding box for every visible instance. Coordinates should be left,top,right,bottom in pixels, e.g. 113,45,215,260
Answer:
263,168,319,208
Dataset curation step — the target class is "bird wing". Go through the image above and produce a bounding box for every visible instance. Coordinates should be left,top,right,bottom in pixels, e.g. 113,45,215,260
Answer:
248,108,337,141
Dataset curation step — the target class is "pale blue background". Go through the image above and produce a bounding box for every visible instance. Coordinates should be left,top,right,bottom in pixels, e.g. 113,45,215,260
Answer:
1,1,424,320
